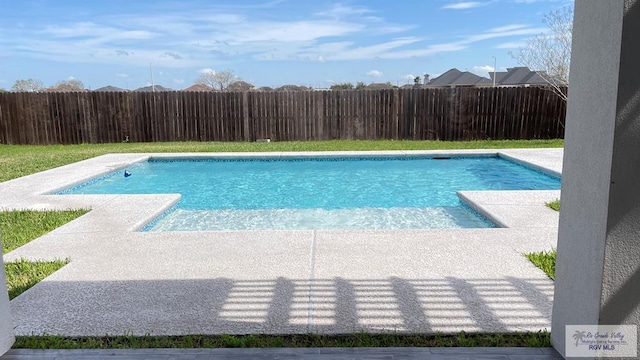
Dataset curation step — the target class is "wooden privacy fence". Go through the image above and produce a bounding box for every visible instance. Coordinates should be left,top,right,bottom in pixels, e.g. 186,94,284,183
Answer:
0,87,565,144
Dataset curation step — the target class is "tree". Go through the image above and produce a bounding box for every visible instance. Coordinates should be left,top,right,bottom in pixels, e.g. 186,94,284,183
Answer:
195,69,237,91
355,82,366,90
48,79,85,92
511,6,572,101
330,82,354,90
11,78,43,92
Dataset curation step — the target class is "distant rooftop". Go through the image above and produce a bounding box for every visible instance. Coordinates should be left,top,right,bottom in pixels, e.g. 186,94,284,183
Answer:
275,84,309,91
365,83,393,90
94,85,126,92
227,80,255,91
427,67,551,87
134,85,173,92
491,67,549,86
183,84,213,92
426,68,491,87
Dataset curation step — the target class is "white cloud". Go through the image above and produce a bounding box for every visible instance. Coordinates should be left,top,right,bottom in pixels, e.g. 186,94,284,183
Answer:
366,70,383,78
471,65,495,77
402,74,415,81
513,0,561,3
458,25,547,44
223,20,364,43
162,52,182,60
495,41,526,49
328,37,422,61
489,24,528,32
173,79,184,84
1,1,421,67
4,35,198,68
0,1,399,71
0,1,552,72
315,4,372,18
255,21,546,62
43,22,155,45
199,68,216,75
442,2,488,9
115,73,129,78
373,43,467,59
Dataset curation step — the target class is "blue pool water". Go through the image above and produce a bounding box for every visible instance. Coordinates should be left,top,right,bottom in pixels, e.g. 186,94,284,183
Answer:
59,156,561,231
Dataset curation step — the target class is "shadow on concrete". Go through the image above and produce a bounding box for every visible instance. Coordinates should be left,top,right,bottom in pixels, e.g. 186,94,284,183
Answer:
9,275,554,336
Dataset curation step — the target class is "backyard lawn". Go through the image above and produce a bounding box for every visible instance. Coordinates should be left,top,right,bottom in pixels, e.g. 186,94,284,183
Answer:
1,139,562,349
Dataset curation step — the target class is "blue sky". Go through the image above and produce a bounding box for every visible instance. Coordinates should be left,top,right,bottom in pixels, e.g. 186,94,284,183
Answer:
0,0,573,90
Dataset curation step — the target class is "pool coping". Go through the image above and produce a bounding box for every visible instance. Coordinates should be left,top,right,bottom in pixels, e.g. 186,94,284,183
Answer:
0,149,562,233
1,148,563,337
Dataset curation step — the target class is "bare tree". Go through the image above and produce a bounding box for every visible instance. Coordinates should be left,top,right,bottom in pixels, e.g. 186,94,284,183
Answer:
11,78,44,92
511,6,572,101
195,69,237,91
48,79,85,92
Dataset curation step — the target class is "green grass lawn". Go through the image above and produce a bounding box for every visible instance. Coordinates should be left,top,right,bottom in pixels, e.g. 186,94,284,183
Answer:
525,250,557,280
13,330,551,349
5,258,69,300
0,139,563,182
523,199,560,280
1,210,89,253
1,209,87,300
1,140,562,349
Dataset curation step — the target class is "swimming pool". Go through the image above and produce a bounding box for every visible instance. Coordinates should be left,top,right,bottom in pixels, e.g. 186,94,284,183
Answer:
58,155,561,231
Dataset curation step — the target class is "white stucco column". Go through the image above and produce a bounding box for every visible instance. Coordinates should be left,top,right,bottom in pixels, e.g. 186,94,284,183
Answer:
0,239,15,355
551,0,640,358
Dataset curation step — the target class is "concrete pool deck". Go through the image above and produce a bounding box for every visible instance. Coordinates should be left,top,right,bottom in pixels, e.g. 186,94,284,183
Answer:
1,148,562,336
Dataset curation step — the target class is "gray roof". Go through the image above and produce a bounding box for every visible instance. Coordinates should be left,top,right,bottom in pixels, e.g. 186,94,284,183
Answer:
500,66,547,85
365,83,393,90
275,85,309,91
183,84,214,92
227,80,254,91
429,67,550,87
493,67,550,86
134,85,173,92
94,85,126,92
490,72,509,83
427,68,491,87
475,78,494,86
